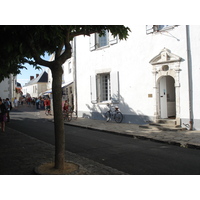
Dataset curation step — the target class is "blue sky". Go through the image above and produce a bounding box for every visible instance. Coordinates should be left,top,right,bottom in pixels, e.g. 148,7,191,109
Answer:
17,65,47,86
17,54,50,86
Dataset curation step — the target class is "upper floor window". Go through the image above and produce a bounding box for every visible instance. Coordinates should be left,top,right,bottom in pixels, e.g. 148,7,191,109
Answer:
146,25,178,34
68,60,72,74
98,31,109,48
90,31,118,51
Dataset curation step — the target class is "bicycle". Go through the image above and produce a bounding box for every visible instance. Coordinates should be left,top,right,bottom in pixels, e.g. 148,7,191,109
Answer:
105,103,123,123
63,106,77,122
63,110,72,122
71,110,77,120
183,123,190,130
45,106,52,116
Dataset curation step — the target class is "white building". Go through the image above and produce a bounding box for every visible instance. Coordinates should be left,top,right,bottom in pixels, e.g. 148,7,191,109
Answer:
46,44,76,108
22,71,48,98
0,74,17,101
73,25,200,130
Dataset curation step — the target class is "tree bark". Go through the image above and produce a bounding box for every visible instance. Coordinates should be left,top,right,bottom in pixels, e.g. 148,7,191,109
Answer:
51,64,65,170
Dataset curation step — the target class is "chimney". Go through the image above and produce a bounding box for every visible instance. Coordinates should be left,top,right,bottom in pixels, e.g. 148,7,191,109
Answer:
36,74,39,78
30,76,34,80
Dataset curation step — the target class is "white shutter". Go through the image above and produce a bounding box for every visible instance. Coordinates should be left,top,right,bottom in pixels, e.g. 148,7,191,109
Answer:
110,71,119,103
109,31,118,45
146,25,154,34
89,33,96,51
90,75,97,103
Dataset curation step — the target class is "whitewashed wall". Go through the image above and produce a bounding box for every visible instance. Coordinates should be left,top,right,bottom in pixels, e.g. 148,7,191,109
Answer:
75,25,200,129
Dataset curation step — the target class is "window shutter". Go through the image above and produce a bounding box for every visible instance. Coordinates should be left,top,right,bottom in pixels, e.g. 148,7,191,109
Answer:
89,33,96,51
109,32,118,45
110,71,119,103
146,25,154,34
90,75,97,103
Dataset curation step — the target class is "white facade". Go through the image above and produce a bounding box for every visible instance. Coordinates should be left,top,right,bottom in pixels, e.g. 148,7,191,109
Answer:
74,25,200,130
0,74,17,101
22,71,48,98
46,49,75,108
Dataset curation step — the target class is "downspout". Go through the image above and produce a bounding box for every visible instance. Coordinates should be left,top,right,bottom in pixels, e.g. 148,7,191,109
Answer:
73,37,78,117
186,25,193,130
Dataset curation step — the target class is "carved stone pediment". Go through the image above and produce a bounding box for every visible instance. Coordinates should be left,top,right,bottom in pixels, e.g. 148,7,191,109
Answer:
149,48,182,65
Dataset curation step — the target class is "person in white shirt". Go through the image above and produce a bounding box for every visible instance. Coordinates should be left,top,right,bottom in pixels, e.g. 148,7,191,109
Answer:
14,97,18,107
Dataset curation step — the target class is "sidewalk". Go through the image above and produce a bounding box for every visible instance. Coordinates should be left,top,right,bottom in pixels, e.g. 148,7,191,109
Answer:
63,117,200,149
40,107,200,149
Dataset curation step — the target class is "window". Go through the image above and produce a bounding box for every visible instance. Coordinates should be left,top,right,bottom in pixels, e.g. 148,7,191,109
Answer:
90,71,119,104
90,31,118,51
146,25,177,34
97,73,111,102
68,60,72,74
98,31,108,48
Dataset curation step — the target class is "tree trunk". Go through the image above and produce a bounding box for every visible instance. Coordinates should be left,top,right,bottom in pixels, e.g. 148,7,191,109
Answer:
51,64,65,170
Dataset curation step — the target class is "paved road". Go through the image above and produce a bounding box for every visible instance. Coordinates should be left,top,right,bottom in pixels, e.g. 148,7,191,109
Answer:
7,106,200,175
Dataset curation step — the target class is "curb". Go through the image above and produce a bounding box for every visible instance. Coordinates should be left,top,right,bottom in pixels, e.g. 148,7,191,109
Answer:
64,122,200,150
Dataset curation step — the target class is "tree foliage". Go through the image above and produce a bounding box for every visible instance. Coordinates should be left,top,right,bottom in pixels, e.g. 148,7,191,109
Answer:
0,25,130,74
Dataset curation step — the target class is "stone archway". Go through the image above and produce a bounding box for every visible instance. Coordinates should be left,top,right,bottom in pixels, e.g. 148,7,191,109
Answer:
149,48,182,126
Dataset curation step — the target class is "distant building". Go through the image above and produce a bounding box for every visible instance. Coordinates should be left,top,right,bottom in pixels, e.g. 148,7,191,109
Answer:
46,50,75,107
22,71,48,98
0,74,17,101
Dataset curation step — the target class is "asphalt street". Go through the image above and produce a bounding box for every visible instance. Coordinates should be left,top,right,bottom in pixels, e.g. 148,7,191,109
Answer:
7,106,200,175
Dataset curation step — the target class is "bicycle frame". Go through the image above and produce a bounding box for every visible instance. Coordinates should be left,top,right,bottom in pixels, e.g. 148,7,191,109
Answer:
63,106,77,122
105,103,123,123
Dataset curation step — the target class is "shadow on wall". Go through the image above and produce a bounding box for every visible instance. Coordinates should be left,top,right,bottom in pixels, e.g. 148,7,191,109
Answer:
82,94,152,125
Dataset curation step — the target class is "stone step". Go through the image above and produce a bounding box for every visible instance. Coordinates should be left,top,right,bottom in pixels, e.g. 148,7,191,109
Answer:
156,125,187,131
156,119,176,126
149,120,187,131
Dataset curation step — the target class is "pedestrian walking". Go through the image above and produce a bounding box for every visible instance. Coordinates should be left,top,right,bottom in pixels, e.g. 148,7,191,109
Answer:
4,98,11,122
44,98,52,115
13,97,18,108
27,97,31,106
0,99,7,132
36,98,40,109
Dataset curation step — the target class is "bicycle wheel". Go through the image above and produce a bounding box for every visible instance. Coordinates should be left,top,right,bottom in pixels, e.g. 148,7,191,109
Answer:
67,112,72,122
105,111,111,122
72,111,77,120
114,111,123,123
63,112,67,121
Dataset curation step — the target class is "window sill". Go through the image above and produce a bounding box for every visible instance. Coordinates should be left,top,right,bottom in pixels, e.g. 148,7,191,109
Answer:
96,45,110,51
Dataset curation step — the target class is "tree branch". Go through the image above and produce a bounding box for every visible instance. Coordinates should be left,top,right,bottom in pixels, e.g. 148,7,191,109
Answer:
55,31,72,65
29,41,54,69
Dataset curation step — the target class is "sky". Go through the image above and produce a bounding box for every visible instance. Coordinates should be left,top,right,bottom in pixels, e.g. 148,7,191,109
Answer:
17,54,50,87
17,65,47,87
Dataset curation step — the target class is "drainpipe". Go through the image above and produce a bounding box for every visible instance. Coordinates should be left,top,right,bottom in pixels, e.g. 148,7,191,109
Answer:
186,25,193,130
73,37,78,117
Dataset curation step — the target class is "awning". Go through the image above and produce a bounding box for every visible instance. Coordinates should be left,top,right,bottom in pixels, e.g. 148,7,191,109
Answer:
40,81,73,96
42,89,52,95
62,81,73,88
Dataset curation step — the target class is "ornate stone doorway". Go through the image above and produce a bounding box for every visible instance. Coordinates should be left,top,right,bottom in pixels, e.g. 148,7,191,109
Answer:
149,48,182,126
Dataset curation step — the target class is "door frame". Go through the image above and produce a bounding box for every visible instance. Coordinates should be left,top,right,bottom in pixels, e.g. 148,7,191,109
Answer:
150,48,182,126
158,76,176,119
